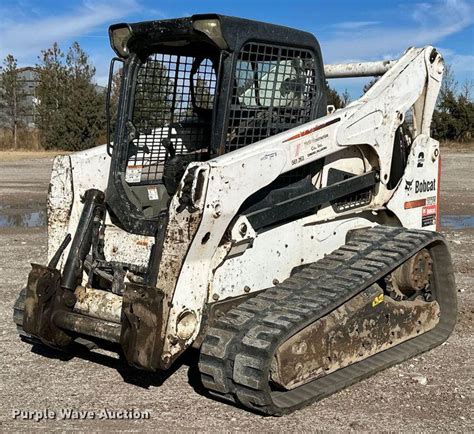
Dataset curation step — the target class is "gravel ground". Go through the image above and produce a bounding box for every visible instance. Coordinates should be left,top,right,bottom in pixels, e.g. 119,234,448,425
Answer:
0,152,472,431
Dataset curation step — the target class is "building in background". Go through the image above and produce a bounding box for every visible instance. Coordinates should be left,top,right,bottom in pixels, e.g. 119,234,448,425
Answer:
0,67,106,129
0,66,39,129
18,67,39,127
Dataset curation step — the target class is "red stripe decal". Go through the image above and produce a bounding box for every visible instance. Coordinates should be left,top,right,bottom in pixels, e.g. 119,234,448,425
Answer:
404,198,426,209
283,117,341,143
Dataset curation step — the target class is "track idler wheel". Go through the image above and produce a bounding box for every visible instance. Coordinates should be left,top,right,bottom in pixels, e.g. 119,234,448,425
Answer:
390,249,433,300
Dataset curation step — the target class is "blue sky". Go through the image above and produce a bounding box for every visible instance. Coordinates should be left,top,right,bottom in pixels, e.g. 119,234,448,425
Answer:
1,0,473,98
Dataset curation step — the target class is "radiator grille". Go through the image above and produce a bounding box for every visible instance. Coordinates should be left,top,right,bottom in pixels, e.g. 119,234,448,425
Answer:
225,43,318,153
125,53,216,184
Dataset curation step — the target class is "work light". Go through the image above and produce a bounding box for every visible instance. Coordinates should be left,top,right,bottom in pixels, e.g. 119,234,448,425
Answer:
109,24,132,58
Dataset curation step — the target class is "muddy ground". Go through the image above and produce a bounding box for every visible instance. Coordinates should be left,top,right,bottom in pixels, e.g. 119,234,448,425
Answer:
0,152,472,431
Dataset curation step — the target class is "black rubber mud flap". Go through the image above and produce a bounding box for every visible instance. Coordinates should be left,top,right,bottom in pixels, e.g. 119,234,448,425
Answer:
120,282,165,370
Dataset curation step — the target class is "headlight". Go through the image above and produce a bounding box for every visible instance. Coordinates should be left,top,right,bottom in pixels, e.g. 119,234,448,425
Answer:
192,18,227,49
109,24,132,58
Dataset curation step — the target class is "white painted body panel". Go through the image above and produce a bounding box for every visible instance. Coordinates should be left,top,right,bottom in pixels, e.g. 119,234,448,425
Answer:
48,145,154,272
211,216,377,301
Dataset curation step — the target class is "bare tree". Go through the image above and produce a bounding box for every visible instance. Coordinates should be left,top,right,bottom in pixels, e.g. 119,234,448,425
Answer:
363,77,379,94
460,79,473,101
0,55,28,149
341,88,351,107
438,64,457,104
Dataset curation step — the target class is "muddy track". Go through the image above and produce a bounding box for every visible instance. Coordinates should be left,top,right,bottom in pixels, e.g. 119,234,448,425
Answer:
200,227,457,414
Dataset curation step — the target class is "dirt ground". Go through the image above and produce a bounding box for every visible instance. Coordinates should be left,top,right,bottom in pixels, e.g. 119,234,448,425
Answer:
0,151,472,431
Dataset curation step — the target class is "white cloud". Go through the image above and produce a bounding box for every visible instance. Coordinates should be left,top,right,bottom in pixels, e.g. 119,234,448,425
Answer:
449,54,474,73
323,0,474,98
0,0,140,63
331,21,381,30
439,49,474,74
411,0,471,28
320,0,474,64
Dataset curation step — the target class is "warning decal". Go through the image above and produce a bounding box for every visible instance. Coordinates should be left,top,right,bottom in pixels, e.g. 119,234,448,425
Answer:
422,204,436,227
125,165,143,183
147,187,159,201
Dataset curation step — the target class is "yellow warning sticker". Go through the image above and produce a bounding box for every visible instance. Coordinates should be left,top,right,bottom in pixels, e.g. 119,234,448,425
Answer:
372,294,384,307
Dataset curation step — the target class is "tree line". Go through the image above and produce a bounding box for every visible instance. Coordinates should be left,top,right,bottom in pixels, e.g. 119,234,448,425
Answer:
0,41,472,151
432,65,473,142
0,43,108,151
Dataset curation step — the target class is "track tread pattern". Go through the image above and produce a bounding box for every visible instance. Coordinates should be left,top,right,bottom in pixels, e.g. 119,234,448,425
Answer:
198,226,457,415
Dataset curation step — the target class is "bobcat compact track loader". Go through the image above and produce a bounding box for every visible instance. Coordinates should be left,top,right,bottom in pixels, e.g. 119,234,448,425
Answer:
13,14,457,415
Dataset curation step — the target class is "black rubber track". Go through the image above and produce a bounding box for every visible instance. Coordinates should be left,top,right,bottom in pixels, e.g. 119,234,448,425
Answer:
198,226,457,415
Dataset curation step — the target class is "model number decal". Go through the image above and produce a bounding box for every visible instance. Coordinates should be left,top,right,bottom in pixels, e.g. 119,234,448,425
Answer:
291,138,328,165
291,155,305,165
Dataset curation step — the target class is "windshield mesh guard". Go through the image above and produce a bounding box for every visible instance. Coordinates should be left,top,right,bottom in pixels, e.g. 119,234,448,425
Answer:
125,53,217,185
225,42,318,153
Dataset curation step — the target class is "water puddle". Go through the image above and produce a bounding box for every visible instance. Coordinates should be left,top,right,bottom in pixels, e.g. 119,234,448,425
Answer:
441,215,474,230
0,205,471,231
0,204,47,228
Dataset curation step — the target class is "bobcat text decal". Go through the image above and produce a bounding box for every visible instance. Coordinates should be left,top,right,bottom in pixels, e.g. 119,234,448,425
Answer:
415,179,436,193
405,179,436,194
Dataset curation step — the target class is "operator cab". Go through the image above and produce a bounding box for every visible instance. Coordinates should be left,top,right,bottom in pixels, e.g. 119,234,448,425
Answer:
106,14,326,235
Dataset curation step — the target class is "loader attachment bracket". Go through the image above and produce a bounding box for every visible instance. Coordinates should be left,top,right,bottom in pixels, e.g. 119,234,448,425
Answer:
22,189,107,348
22,264,73,347
120,282,165,370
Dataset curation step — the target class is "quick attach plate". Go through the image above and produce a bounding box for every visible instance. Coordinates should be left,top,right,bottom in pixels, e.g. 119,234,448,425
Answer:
120,282,165,370
22,263,72,346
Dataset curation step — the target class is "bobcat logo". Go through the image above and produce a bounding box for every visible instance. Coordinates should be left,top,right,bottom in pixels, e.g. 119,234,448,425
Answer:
405,179,413,192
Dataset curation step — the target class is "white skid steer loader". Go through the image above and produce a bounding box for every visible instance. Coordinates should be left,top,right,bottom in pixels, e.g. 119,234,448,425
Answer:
14,14,456,415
